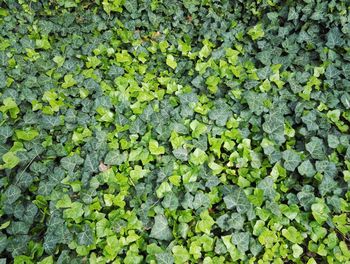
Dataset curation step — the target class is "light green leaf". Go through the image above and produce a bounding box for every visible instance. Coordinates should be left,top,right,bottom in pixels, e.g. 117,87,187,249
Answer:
1,151,20,169
311,201,330,224
292,244,303,258
63,202,84,221
62,74,77,88
248,23,265,40
195,210,215,234
172,246,189,263
190,148,208,165
149,139,165,155
0,97,20,118
282,226,304,244
166,54,177,69
130,165,148,182
15,129,39,141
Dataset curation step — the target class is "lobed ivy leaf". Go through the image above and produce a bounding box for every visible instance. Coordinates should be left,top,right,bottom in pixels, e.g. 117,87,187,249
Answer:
150,215,173,241
223,188,250,213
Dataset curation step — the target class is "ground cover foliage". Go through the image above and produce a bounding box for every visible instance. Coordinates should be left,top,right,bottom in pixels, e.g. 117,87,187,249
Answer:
0,0,350,263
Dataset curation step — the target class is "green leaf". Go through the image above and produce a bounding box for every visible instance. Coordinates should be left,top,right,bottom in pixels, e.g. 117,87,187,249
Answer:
292,244,303,258
61,154,84,173
223,188,250,213
306,137,326,160
104,150,127,165
282,149,301,171
298,160,316,177
4,185,21,204
172,246,189,263
205,75,220,94
77,224,94,245
326,28,344,49
1,151,20,169
149,139,165,155
156,181,172,198
172,148,188,161
155,252,174,264
257,177,276,200
311,201,330,224
62,74,77,88
258,229,277,248
150,215,173,241
15,129,39,141
63,202,84,221
208,104,232,126
231,232,249,252
248,23,265,40
53,55,65,67
195,210,215,234
166,55,177,69
190,120,207,139
282,226,304,244
189,148,208,165
0,97,20,118
37,256,54,264
199,41,212,59
130,165,148,182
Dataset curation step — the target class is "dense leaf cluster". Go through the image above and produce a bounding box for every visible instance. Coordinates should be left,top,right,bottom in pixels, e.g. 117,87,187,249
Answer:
0,0,350,263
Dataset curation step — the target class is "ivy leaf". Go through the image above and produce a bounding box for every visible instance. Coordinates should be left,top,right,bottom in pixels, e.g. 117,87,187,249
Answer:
340,93,350,109
223,188,250,213
228,213,245,230
0,97,20,119
282,150,301,171
1,151,20,169
325,65,340,80
306,137,326,160
208,104,232,126
195,210,215,234
282,226,304,244
326,28,344,49
257,177,276,200
77,224,94,246
0,125,13,141
104,150,127,165
83,153,99,174
263,112,284,134
298,160,316,177
248,23,265,40
166,55,177,69
61,74,77,88
149,139,165,155
189,148,208,165
155,252,174,264
172,148,188,161
311,201,330,224
0,234,7,254
192,192,210,209
60,154,84,173
150,215,173,241
231,232,249,252
63,202,84,221
4,185,21,204
172,246,190,263
161,192,179,210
